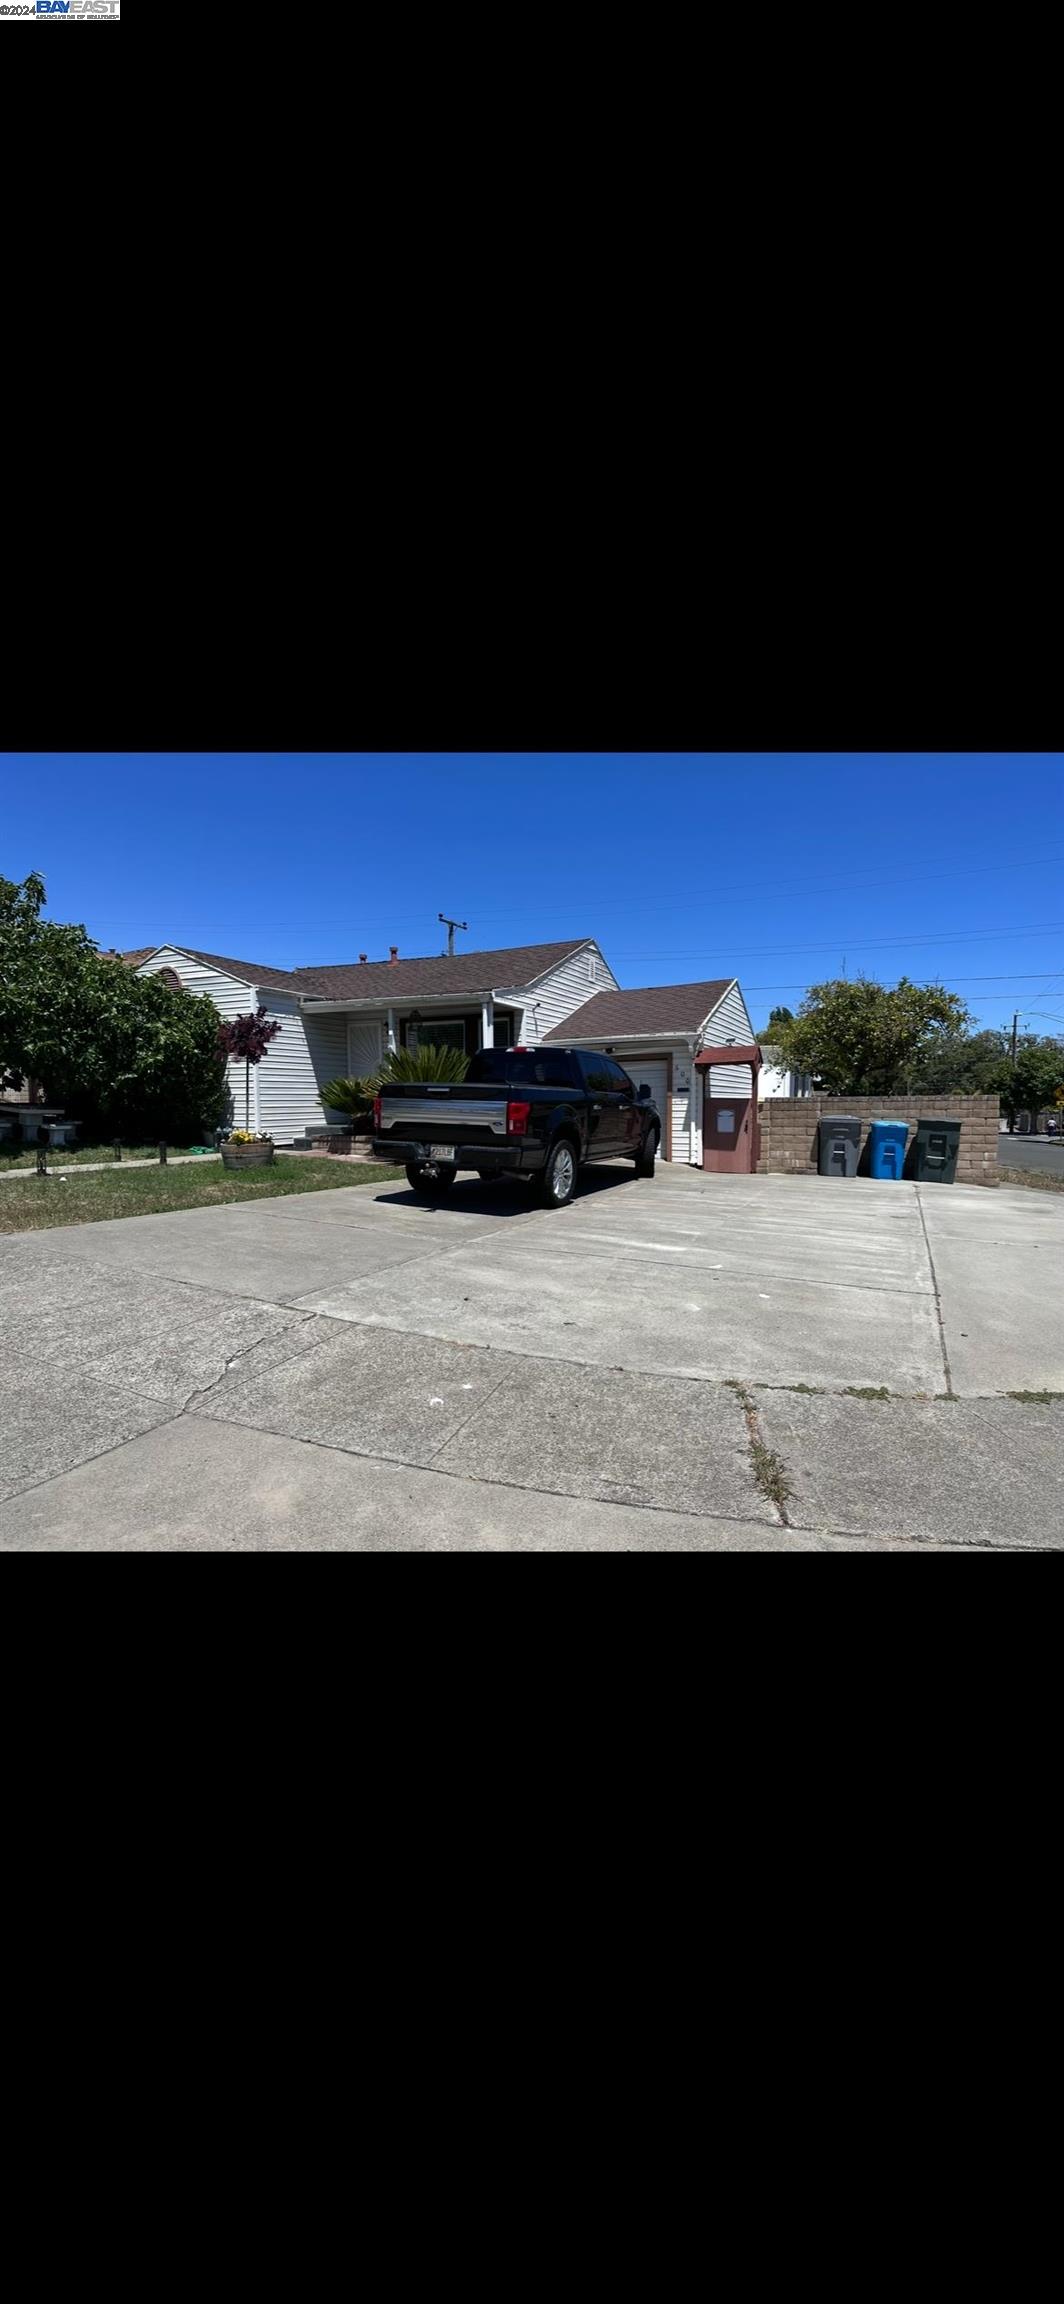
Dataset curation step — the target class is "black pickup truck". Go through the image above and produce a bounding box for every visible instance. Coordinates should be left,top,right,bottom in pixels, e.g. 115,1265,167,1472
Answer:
372,1047,661,1208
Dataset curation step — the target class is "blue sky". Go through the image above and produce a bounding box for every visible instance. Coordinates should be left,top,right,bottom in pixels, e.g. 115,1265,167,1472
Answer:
3,752,1063,1037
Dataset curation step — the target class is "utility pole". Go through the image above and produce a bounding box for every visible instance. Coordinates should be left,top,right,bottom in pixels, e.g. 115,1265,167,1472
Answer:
439,913,467,957
1011,1013,1018,1064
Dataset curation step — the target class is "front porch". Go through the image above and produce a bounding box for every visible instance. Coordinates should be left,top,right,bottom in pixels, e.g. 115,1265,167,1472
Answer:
316,995,522,1083
272,995,526,1148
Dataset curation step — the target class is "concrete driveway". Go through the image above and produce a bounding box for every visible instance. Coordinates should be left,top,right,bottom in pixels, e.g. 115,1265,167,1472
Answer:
1,1165,1062,1551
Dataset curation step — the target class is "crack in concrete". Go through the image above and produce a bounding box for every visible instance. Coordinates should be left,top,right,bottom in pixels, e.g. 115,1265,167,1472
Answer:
914,1186,954,1397
725,1381,795,1525
178,1312,322,1415
423,1367,518,1468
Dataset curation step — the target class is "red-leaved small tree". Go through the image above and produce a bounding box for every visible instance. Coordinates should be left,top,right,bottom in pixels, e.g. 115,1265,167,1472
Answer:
217,1007,282,1133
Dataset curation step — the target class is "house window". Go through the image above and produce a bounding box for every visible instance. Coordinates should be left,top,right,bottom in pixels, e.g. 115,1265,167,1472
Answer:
490,1014,514,1050
410,1018,466,1054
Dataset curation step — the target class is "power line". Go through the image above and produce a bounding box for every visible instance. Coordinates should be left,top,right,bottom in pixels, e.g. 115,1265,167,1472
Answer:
98,847,1064,936
102,924,1064,965
740,974,1064,990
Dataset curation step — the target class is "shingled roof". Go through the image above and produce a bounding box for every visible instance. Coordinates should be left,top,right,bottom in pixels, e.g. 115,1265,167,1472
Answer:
289,939,593,1001
122,946,295,985
119,937,596,1002
544,979,734,1040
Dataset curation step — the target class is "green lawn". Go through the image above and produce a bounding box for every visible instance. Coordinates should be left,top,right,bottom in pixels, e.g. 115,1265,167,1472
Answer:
0,1141,211,1169
0,1157,406,1234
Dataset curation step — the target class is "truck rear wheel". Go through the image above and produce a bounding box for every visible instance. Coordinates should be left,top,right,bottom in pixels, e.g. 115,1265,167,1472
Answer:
406,1162,455,1196
634,1129,658,1178
539,1138,577,1209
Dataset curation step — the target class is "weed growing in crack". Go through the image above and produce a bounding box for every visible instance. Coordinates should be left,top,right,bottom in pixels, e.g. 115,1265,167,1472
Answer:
748,1434,796,1513
727,1381,796,1517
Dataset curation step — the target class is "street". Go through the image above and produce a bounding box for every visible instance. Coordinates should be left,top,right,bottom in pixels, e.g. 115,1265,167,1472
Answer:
998,1133,1064,1175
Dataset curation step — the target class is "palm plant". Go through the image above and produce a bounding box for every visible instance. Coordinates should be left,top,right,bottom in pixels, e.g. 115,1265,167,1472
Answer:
378,1042,470,1084
319,1075,379,1123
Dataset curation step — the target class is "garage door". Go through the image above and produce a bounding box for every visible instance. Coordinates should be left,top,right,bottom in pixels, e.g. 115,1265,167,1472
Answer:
627,1059,670,1154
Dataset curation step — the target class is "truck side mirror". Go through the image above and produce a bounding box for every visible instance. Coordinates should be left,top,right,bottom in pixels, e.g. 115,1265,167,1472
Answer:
638,1084,652,1100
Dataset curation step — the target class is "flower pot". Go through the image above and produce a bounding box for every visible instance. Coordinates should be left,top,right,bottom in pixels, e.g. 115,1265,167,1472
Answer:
221,1141,276,1170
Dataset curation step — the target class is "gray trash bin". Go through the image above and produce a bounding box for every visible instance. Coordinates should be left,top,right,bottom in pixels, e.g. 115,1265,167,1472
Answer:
818,1115,860,1176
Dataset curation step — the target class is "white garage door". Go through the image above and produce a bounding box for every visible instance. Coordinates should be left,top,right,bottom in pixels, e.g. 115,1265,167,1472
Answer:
627,1059,670,1154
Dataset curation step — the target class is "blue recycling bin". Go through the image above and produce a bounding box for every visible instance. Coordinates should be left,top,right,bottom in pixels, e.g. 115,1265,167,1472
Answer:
868,1119,908,1180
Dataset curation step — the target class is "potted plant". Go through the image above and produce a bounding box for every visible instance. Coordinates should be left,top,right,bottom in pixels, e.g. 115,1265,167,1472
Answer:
220,1127,276,1169
217,1008,282,1168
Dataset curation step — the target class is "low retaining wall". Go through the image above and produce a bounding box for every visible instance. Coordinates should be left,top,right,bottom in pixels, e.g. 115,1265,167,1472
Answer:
756,1095,1000,1185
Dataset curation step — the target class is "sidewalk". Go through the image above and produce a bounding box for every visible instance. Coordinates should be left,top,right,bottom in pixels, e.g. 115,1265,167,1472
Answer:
0,1152,223,1183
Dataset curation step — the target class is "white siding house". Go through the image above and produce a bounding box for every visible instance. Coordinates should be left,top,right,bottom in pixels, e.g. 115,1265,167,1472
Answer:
125,937,618,1145
125,938,762,1162
758,1044,812,1099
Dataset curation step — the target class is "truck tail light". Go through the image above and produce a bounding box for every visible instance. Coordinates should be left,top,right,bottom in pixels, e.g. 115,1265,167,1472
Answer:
373,1094,382,1131
506,1100,531,1137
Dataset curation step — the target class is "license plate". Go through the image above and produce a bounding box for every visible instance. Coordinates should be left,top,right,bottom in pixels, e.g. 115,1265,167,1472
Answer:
426,1144,455,1162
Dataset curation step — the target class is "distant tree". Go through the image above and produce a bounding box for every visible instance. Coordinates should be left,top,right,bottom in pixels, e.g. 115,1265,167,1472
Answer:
988,1036,1064,1134
772,977,971,1096
217,1007,283,1134
908,1027,1010,1096
757,1005,795,1041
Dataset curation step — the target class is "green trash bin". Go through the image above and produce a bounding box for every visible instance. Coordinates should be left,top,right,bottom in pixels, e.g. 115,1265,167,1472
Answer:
914,1117,960,1184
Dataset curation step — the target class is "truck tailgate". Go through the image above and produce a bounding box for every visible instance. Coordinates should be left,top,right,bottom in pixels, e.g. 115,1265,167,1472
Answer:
377,1093,508,1145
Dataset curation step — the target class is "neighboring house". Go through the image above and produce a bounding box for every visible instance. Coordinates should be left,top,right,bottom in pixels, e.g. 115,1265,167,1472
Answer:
125,938,619,1145
758,1043,813,1099
543,977,758,1167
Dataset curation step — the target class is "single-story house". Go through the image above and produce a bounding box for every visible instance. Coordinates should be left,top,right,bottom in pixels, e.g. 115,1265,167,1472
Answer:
758,1043,813,1099
123,938,621,1145
543,977,762,1170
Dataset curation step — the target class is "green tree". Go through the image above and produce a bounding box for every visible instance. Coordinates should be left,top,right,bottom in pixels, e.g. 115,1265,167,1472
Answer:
0,871,227,1140
908,1027,1010,1095
757,1005,795,1040
989,1036,1064,1134
772,977,970,1096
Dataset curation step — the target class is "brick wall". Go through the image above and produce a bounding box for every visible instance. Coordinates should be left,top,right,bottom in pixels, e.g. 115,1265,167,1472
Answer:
756,1095,1000,1185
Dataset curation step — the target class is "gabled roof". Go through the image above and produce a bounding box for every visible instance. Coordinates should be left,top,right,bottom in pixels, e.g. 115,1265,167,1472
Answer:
544,979,734,1041
290,938,594,1002
123,945,295,986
